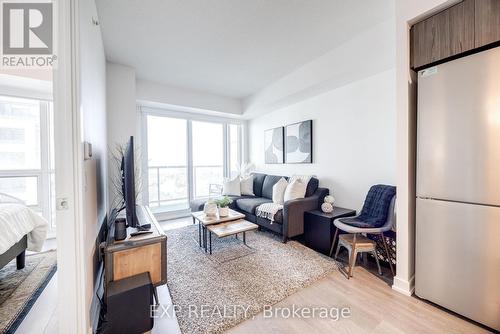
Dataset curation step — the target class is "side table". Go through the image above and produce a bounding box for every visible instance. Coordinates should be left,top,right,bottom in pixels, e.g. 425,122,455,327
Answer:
304,207,356,255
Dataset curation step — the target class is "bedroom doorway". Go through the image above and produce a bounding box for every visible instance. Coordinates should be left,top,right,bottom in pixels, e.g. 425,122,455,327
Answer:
0,70,58,334
0,95,56,236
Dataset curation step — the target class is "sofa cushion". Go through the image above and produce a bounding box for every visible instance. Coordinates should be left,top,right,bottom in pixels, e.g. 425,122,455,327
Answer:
305,177,319,197
272,177,288,204
262,175,286,199
251,173,266,197
284,179,307,202
235,197,272,214
222,177,241,196
240,175,254,195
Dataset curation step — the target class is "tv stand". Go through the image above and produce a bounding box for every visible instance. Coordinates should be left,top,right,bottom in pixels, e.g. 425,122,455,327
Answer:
104,205,167,303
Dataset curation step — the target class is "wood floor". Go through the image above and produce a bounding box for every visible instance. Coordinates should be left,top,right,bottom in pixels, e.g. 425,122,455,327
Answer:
227,266,491,334
16,221,492,334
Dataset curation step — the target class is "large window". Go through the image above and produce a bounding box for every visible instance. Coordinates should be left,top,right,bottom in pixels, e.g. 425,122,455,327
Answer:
0,96,55,229
146,116,188,210
192,121,224,199
143,109,242,214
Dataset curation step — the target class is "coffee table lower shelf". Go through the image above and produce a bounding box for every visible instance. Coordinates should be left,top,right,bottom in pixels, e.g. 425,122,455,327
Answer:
206,220,259,254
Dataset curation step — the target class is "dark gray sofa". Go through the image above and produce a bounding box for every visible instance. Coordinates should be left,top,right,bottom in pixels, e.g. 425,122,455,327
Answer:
190,173,329,242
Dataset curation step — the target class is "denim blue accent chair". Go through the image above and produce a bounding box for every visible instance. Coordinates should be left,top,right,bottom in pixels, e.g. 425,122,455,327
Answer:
330,185,396,278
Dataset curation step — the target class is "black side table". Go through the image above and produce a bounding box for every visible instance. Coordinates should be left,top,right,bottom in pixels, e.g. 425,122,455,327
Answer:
304,207,356,255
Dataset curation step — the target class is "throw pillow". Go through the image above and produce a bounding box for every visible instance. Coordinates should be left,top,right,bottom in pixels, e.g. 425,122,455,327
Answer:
272,177,288,204
240,175,254,195
288,174,312,186
284,179,307,202
222,177,241,196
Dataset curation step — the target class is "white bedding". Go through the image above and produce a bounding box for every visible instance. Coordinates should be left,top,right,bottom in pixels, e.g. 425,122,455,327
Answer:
0,203,48,254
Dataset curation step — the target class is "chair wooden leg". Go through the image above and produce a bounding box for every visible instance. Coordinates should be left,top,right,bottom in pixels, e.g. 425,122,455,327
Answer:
348,247,357,278
380,232,394,276
329,227,339,257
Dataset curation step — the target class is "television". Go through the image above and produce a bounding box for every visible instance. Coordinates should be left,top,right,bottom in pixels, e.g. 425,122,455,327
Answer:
121,136,150,230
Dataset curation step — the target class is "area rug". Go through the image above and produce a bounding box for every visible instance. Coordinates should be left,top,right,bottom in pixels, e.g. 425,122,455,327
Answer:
166,225,338,334
0,250,57,334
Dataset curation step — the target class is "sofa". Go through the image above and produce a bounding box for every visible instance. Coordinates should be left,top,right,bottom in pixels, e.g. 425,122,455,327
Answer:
190,173,329,242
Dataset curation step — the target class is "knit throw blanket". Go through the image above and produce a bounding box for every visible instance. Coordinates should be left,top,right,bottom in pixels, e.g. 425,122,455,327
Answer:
256,202,283,223
356,184,396,228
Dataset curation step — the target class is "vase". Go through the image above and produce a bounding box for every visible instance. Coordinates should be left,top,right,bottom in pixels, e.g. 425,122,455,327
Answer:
204,201,218,217
218,206,229,217
324,195,335,204
321,202,334,213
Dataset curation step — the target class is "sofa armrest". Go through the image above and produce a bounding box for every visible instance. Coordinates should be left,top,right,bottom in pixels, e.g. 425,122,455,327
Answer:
283,187,329,239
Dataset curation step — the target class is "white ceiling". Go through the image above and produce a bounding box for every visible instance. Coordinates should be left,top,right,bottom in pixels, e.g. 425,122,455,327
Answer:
96,0,394,99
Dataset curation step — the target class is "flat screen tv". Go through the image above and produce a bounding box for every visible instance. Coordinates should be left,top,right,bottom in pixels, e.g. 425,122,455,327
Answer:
121,136,150,230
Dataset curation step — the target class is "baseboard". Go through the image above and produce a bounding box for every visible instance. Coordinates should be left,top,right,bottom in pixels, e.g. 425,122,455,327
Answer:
392,275,415,296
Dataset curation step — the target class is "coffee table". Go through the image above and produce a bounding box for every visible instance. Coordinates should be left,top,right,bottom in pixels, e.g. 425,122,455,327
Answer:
206,219,258,254
191,209,245,252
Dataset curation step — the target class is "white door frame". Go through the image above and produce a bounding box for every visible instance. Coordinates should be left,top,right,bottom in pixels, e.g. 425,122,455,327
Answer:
53,0,87,332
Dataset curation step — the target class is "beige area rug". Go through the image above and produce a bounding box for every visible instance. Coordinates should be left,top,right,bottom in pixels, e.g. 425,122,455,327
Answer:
166,225,338,334
0,250,57,334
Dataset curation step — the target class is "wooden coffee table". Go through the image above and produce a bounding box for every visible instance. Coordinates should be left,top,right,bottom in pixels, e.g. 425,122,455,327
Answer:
206,219,259,254
191,209,245,252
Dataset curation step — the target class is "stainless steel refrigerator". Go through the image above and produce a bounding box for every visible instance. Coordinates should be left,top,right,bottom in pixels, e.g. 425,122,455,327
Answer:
416,46,500,331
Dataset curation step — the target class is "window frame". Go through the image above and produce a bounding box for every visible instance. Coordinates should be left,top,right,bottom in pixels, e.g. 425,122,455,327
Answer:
140,105,244,218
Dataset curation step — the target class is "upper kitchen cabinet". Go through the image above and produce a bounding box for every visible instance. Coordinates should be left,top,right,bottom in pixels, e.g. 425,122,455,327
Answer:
410,0,475,69
475,0,500,48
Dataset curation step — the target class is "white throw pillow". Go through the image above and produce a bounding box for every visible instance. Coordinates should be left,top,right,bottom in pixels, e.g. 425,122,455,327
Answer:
240,175,254,196
284,179,307,202
288,175,312,186
222,177,241,196
272,177,288,204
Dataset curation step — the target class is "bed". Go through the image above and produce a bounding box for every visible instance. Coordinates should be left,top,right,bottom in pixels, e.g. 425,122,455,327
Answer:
0,193,48,270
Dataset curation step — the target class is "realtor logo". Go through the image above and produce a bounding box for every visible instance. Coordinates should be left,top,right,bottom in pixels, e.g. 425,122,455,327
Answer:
1,0,56,68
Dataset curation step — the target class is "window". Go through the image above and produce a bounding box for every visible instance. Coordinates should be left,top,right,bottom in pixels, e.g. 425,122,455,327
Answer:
228,123,241,179
0,176,38,205
192,121,223,199
146,116,188,210
0,98,41,170
142,109,242,214
0,96,55,229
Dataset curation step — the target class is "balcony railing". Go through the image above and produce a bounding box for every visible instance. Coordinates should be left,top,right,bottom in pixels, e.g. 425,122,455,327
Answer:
148,164,223,209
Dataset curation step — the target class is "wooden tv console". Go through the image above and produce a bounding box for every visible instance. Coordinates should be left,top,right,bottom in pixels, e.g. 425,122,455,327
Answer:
104,205,167,300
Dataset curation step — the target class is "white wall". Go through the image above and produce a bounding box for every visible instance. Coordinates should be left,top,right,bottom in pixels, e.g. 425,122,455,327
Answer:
247,17,396,213
394,0,457,296
249,69,396,211
107,62,137,146
79,0,107,332
106,62,139,209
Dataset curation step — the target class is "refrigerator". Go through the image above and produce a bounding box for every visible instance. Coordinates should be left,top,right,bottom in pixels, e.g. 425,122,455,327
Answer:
416,46,500,331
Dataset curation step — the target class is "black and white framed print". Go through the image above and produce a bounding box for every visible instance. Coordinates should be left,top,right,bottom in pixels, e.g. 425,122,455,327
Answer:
285,120,312,163
264,127,284,164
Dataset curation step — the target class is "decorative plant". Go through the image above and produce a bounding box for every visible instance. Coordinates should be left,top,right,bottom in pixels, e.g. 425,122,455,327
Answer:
109,142,143,213
215,196,232,208
235,162,255,178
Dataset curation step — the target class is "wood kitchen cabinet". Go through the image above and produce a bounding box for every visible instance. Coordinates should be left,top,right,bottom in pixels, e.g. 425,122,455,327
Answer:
411,0,475,69
475,0,500,48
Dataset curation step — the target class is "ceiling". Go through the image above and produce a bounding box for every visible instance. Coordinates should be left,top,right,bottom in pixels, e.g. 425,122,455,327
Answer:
96,0,394,99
